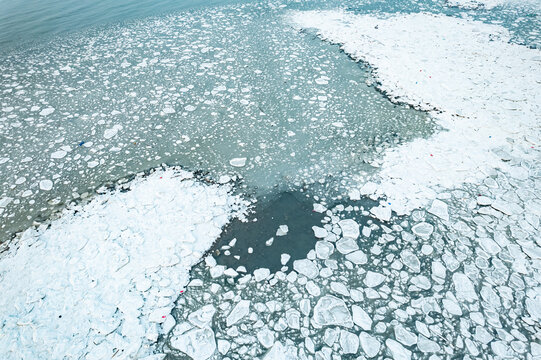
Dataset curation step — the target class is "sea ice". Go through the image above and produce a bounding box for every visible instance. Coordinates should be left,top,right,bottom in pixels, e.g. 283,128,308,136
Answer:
226,300,251,326
312,295,353,328
0,168,247,359
338,219,360,239
170,327,216,360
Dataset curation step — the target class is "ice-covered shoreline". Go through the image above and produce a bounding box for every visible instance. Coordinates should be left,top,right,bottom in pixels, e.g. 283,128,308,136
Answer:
0,167,248,359
289,10,540,215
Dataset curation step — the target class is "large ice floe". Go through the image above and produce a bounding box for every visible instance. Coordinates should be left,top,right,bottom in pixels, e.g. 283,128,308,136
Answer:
0,167,247,359
289,10,541,214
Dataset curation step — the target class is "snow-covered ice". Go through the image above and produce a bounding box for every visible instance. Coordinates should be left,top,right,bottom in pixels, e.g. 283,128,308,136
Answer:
290,10,541,213
0,167,247,359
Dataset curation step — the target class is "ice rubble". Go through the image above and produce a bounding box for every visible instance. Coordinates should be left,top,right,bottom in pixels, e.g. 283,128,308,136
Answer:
0,167,247,359
167,156,541,358
290,10,541,214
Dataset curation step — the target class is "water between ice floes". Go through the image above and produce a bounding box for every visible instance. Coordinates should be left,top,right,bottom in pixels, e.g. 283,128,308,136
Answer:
0,1,435,241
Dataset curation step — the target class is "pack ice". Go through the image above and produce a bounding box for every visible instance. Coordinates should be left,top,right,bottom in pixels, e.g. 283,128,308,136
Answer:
290,10,541,214
0,167,247,359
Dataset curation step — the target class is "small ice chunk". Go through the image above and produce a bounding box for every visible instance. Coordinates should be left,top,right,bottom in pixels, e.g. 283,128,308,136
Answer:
428,199,449,221
352,305,372,330
477,196,492,206
313,203,327,213
370,206,391,222
340,330,359,354
394,325,417,346
217,339,230,355
478,237,501,255
452,273,477,302
386,339,411,360
254,268,271,282
339,219,360,239
336,238,359,254
348,188,361,201
39,179,53,191
312,226,328,238
104,125,122,139
360,182,378,195
293,259,318,279
51,150,67,159
400,250,421,273
315,241,334,259
226,300,250,326
39,107,55,116
285,309,301,329
312,295,353,328
0,197,13,208
280,253,291,265
345,250,367,265
257,328,275,348
359,332,380,358
218,175,231,184
276,225,289,236
229,157,247,167
188,305,216,328
170,327,216,360
417,335,440,353
411,222,434,238
364,271,386,288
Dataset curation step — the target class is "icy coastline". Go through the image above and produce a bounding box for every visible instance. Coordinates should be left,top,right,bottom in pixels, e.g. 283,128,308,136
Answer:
289,10,540,214
0,167,247,359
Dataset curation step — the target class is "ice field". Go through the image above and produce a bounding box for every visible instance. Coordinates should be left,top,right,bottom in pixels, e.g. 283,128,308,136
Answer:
0,0,540,359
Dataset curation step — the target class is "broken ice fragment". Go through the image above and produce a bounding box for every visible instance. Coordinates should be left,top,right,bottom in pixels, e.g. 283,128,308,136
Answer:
253,268,271,282
411,222,434,238
336,238,359,254
452,273,478,302
226,300,250,326
229,157,247,167
39,107,55,116
188,305,216,328
370,206,391,222
276,225,288,236
345,250,368,265
364,271,386,288
312,226,328,238
315,241,334,259
257,328,275,348
359,332,380,358
386,339,411,360
340,330,360,354
39,179,53,191
293,259,319,279
352,305,372,330
171,327,216,360
339,219,360,239
428,199,449,221
312,295,353,328
394,325,417,346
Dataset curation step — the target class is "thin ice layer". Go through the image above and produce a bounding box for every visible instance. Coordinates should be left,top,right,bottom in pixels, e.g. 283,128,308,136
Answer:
0,167,247,359
290,11,541,213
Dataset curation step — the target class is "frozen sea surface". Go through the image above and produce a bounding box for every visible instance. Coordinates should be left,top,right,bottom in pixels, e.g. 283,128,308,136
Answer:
0,0,540,359
0,1,433,241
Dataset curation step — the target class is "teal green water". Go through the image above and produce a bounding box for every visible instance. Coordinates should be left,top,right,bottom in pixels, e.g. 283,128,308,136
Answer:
1,0,539,50
0,0,538,241
0,0,240,49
